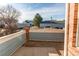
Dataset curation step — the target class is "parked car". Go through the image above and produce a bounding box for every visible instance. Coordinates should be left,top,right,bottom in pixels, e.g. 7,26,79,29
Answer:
55,27,63,29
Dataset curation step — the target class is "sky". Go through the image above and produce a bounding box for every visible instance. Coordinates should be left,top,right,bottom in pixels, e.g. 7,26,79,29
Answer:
0,3,65,23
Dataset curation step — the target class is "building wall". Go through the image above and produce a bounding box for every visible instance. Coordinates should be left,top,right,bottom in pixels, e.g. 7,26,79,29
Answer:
65,3,79,56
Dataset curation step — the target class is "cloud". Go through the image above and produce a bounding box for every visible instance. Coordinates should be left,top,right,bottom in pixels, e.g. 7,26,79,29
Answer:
0,3,65,23
9,3,65,23
17,6,65,23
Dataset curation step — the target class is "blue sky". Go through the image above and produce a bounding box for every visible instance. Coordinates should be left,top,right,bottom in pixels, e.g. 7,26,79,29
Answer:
0,3,65,23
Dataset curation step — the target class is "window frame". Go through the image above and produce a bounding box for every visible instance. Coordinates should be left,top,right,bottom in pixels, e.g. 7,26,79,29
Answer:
76,5,79,47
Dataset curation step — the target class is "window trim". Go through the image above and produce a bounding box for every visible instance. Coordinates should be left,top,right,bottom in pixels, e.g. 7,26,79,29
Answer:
76,5,79,47
76,19,79,47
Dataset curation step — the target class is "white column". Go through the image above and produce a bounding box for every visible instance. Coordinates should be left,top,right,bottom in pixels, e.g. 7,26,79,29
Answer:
64,3,69,56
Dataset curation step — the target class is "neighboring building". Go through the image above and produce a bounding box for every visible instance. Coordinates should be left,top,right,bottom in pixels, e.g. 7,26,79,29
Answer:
20,20,65,29
17,21,33,29
23,21,33,26
17,23,26,29
40,21,64,29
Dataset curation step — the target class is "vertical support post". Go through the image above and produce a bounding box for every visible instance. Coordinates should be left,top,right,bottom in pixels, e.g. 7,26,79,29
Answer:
64,3,70,56
24,26,30,46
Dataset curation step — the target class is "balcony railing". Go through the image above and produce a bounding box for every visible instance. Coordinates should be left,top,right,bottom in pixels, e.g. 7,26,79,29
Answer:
0,30,26,56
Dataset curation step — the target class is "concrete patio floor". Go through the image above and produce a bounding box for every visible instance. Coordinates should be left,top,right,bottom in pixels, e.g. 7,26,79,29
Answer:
12,41,64,56
12,47,59,56
12,29,64,56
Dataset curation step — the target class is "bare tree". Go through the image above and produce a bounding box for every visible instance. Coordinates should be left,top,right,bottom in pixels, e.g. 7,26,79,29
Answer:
0,5,20,34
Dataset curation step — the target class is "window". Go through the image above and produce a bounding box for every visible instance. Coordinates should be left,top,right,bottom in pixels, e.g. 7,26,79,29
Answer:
76,19,79,47
76,5,79,47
